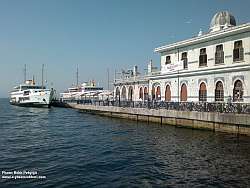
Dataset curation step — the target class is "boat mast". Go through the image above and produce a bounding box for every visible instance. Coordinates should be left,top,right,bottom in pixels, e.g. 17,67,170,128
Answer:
32,75,35,85
24,64,27,83
76,65,79,87
107,68,110,90
42,64,44,89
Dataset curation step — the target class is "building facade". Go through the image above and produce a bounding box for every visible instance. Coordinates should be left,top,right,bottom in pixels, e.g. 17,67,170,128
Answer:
114,11,250,103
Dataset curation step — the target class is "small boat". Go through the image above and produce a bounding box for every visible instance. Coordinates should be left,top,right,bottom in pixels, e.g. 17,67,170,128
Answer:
9,79,54,108
59,67,112,102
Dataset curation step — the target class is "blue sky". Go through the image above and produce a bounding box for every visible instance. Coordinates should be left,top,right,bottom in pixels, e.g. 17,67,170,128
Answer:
0,0,249,97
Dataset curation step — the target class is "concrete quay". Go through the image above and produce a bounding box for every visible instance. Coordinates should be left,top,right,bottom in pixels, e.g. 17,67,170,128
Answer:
67,103,250,136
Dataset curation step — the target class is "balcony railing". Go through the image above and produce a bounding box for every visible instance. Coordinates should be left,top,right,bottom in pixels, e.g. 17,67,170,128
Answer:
215,51,224,64
199,54,207,67
233,48,244,62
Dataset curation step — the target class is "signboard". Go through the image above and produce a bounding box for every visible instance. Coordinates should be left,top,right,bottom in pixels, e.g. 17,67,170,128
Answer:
162,60,183,73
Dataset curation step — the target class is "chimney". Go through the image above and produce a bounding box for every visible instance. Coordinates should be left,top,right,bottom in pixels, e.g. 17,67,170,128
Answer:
133,65,138,76
148,60,153,74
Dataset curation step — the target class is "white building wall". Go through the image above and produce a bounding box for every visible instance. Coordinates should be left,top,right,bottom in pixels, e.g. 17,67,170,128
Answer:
156,30,250,103
149,68,249,103
160,32,250,72
115,25,250,103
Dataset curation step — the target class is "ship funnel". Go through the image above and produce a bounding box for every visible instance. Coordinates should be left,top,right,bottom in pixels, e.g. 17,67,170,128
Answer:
133,65,138,76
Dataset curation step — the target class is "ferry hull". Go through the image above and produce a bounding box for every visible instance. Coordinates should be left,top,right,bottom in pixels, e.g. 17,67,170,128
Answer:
10,101,51,108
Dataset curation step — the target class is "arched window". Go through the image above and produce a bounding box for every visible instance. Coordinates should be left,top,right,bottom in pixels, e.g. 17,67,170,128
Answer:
128,86,133,101
233,80,243,102
180,84,187,102
139,87,143,100
215,81,224,102
144,87,148,101
165,85,171,101
156,86,161,100
121,86,126,101
115,87,120,101
199,82,207,102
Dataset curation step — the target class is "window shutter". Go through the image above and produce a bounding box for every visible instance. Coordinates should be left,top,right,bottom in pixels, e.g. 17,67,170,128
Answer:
199,55,202,66
221,51,224,64
233,49,239,61
215,51,224,64
204,54,207,65
239,48,244,61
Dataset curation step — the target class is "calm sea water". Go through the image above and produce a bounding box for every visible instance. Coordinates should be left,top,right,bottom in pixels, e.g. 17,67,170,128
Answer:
0,98,250,188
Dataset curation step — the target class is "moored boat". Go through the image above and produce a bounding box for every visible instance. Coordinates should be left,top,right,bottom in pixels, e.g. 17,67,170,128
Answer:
60,81,104,101
9,80,54,108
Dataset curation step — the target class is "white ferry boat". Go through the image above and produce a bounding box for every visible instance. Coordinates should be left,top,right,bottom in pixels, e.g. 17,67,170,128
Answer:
60,81,105,101
9,80,54,108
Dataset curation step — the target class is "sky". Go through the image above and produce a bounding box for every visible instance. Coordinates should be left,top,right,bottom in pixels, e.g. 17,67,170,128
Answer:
0,0,250,97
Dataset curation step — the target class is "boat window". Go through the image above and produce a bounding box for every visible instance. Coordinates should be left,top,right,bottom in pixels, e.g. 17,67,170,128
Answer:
69,89,79,92
21,86,45,90
85,87,103,91
12,86,20,92
24,90,30,96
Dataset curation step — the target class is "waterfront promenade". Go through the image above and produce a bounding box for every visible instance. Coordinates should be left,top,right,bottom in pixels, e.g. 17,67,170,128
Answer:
56,100,250,136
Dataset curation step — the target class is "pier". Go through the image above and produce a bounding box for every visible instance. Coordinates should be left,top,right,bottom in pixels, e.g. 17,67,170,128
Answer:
56,100,250,136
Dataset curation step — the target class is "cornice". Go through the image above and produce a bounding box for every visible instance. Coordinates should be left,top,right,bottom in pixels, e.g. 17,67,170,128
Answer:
155,23,250,53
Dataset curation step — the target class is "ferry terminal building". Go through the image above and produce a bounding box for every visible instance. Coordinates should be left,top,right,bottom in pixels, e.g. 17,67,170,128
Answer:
114,11,250,104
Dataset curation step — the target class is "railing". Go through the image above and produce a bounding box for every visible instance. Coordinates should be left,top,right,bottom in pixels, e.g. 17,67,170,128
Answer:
199,54,207,67
233,48,244,62
114,75,148,84
215,51,224,64
61,99,250,114
114,71,161,84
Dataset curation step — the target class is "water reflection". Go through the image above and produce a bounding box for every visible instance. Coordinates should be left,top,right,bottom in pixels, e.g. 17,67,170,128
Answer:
0,98,250,188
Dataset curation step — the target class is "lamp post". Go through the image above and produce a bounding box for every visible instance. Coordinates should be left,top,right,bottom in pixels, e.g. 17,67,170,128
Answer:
177,49,180,103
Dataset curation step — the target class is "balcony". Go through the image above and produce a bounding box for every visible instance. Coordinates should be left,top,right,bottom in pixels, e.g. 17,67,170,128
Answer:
215,51,224,64
233,48,244,62
199,54,207,67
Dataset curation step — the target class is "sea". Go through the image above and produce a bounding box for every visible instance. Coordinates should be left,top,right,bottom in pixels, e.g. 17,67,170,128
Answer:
0,98,250,188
